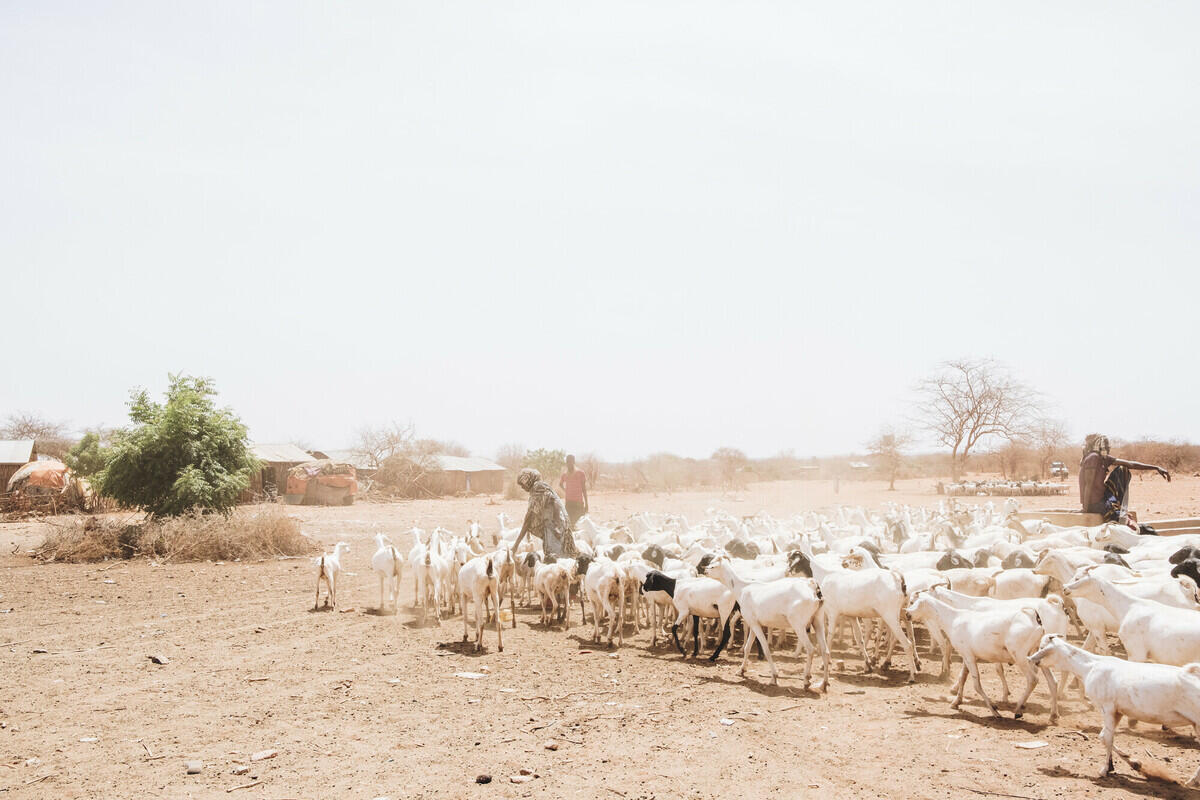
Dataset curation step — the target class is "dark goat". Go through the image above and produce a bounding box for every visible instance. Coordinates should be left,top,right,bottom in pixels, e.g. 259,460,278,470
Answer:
936,550,972,571
523,552,541,569
1102,552,1131,569
787,550,813,577
1001,551,1035,570
1103,544,1130,555
725,540,760,560
1170,559,1200,589
642,544,667,569
642,569,677,597
644,570,737,662
696,554,716,574
972,550,992,568
1170,546,1200,566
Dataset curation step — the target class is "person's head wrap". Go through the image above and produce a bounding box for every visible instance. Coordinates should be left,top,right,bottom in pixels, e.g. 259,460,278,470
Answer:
1083,433,1110,456
517,468,541,492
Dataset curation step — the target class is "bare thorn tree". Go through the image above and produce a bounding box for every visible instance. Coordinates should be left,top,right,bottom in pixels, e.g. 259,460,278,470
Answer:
351,422,417,471
866,426,912,491
495,443,526,471
915,359,1040,481
0,412,72,460
1033,418,1070,479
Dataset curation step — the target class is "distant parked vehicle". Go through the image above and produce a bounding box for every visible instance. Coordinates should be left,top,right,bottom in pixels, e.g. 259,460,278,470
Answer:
1050,461,1068,479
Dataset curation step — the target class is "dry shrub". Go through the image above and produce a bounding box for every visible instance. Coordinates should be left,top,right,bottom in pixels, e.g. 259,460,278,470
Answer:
34,507,316,563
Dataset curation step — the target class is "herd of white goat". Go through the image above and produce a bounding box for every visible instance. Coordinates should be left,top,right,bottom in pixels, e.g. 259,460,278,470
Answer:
313,499,1200,785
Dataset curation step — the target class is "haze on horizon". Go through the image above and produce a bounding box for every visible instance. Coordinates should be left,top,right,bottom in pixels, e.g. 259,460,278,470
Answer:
2,2,1197,462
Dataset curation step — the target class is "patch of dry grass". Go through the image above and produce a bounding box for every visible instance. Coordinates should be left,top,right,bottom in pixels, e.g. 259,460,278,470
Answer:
34,507,317,563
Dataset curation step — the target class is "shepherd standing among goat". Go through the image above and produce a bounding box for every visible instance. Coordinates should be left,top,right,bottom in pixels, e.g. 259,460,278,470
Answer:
512,468,579,559
559,455,589,526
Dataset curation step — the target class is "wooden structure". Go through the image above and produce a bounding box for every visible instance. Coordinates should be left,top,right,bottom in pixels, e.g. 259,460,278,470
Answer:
0,440,36,492
1146,518,1200,536
242,443,317,501
427,455,507,495
1014,509,1200,536
1014,509,1104,527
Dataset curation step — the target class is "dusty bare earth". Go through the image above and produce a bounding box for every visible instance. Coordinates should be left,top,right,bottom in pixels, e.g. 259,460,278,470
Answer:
2,477,1200,799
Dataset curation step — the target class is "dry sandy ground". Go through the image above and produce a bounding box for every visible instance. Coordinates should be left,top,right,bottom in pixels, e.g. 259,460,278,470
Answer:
2,477,1200,799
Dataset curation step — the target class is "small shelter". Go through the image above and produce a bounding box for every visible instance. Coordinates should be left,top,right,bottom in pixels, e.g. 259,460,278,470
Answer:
0,440,36,492
284,459,358,506
246,443,318,500
317,450,377,482
6,459,70,495
427,455,507,495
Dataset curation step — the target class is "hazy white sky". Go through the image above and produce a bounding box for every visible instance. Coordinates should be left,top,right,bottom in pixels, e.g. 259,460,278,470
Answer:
3,2,1197,461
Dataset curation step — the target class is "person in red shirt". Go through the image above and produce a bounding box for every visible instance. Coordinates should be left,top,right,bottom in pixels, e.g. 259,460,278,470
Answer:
1078,433,1170,524
559,454,589,526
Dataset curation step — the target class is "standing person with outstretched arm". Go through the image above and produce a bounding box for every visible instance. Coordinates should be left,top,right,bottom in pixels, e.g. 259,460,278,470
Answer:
559,454,589,526
1078,433,1170,525
512,468,578,559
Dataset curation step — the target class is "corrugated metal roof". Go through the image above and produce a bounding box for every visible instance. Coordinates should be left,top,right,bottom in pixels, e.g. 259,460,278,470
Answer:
251,443,316,464
431,455,507,473
321,450,375,471
0,440,35,465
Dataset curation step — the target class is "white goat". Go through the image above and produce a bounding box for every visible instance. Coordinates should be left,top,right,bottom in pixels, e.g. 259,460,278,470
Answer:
702,556,829,690
313,542,350,610
1030,633,1200,785
584,558,627,647
459,555,503,652
813,547,919,681
533,560,571,629
370,534,403,612
1065,573,1200,666
907,592,1053,721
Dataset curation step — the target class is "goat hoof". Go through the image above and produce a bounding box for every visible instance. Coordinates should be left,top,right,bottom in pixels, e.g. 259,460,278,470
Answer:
1013,711,1023,720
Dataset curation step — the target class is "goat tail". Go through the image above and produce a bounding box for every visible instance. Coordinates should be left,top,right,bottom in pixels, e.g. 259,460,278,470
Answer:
1181,663,1200,689
424,553,431,566
319,555,325,576
392,547,401,577
812,579,822,601
486,558,494,578
888,568,907,597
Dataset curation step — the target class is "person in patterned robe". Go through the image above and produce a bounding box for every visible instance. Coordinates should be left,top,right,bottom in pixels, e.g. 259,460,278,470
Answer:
512,468,578,558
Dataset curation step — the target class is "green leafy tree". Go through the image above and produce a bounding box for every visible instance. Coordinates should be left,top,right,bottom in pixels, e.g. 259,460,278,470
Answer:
65,431,110,478
99,375,260,516
522,448,566,481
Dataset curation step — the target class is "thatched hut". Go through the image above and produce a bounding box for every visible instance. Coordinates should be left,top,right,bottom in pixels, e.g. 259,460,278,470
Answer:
426,455,507,495
0,440,36,492
243,443,317,501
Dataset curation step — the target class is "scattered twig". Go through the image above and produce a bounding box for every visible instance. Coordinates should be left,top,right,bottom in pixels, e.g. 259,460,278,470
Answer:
520,690,617,702
954,787,1038,800
23,775,52,786
603,789,626,797
0,641,30,649
50,645,116,655
771,704,805,713
226,780,264,793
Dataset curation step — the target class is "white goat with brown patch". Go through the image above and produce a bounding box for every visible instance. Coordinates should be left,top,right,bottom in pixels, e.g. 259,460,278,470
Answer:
459,555,503,652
